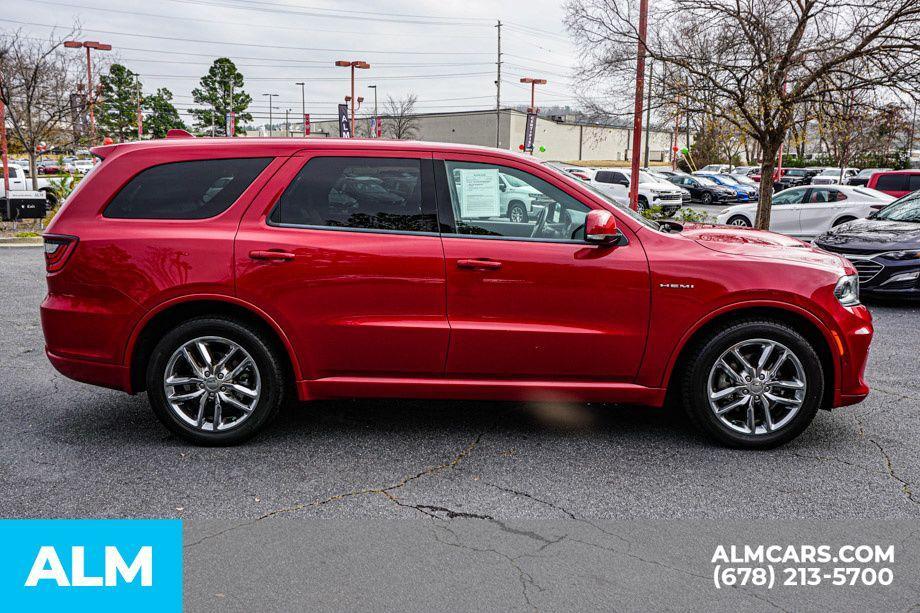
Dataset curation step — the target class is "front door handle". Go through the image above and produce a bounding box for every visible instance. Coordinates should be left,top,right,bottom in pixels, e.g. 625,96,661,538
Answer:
249,249,295,262
456,258,502,271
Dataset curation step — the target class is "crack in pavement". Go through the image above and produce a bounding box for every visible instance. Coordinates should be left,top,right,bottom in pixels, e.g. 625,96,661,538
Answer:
184,433,483,549
853,412,919,510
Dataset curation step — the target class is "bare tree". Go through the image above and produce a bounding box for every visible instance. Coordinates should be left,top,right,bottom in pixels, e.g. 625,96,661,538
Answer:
383,94,420,140
0,28,83,188
565,0,920,229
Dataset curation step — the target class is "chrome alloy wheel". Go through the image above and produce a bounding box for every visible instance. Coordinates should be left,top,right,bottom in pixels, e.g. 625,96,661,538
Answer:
706,339,807,436
163,336,261,432
728,217,750,226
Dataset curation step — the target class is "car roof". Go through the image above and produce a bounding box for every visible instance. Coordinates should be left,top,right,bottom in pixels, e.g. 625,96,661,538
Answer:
91,136,537,163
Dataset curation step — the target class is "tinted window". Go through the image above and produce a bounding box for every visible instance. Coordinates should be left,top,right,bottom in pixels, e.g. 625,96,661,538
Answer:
104,158,271,219
441,160,590,241
910,175,920,190
876,174,909,191
772,189,806,205
270,157,437,233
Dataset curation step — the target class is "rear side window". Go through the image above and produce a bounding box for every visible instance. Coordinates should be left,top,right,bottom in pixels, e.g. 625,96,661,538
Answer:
104,158,271,219
269,157,437,233
875,174,909,191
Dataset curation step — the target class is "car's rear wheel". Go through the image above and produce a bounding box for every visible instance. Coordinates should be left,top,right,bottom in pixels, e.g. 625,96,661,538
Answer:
680,320,824,449
638,196,649,211
146,317,285,445
726,215,751,227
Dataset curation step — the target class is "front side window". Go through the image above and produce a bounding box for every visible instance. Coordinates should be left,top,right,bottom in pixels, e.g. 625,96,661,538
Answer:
104,158,271,219
875,192,920,222
441,160,590,242
772,189,806,205
269,157,437,233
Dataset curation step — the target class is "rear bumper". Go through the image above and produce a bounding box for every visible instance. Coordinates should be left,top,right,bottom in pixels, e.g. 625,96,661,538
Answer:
46,348,132,393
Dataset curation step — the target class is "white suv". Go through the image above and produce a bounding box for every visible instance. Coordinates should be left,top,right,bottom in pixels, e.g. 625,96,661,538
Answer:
588,168,684,215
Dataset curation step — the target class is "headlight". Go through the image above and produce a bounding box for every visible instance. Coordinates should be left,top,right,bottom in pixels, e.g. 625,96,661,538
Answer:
718,208,732,215
883,250,920,260
834,274,860,307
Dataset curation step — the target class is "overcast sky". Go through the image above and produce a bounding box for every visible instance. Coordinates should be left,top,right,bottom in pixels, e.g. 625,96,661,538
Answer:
4,0,581,127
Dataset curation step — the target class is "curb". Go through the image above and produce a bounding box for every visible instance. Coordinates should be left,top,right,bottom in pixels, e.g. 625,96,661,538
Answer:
0,237,43,247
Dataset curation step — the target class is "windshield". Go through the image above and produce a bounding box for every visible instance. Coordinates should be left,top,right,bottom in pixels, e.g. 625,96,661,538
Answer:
875,192,920,222
818,169,841,176
502,173,528,188
715,174,740,185
696,176,717,186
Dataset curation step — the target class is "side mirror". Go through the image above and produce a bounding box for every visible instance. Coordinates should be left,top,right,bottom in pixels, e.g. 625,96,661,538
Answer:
499,183,506,192
585,210,619,244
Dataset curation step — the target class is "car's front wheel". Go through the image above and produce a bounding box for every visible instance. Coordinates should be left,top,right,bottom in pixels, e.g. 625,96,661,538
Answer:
700,192,713,205
507,201,528,223
146,316,286,445
726,215,751,227
680,319,824,449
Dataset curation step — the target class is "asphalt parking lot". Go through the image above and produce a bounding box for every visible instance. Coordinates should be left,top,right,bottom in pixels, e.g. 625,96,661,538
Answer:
2,245,919,521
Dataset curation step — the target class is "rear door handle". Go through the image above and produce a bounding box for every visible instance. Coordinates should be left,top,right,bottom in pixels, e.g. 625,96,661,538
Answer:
249,249,295,262
456,258,502,271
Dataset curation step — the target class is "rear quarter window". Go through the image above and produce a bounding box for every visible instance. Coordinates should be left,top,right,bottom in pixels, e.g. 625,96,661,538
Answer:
875,174,909,192
103,158,272,219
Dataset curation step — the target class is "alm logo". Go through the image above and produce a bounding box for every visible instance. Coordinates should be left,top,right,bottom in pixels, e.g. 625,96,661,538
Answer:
25,545,153,587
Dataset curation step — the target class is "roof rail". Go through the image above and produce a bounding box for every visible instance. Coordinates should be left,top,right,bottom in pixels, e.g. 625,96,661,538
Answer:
166,129,195,139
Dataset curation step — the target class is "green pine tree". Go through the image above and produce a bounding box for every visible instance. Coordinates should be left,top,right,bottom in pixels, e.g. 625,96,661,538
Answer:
189,58,252,136
143,88,186,138
97,64,142,142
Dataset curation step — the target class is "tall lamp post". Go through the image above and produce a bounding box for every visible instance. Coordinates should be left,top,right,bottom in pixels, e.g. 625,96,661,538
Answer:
295,81,306,136
334,60,370,136
519,77,547,113
367,84,378,137
262,93,277,136
63,40,112,138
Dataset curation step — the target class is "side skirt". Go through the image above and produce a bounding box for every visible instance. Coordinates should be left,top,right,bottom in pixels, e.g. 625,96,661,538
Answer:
297,377,667,406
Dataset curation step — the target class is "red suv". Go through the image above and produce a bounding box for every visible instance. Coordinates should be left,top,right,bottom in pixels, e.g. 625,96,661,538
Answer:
866,170,920,198
41,137,873,448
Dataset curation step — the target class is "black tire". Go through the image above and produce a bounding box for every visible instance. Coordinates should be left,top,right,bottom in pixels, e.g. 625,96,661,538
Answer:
700,192,713,205
41,189,58,209
507,201,528,223
146,316,286,445
726,215,751,227
638,196,649,211
679,319,824,449
833,216,856,227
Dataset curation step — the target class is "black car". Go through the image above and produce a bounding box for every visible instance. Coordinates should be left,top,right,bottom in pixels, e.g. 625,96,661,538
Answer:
813,191,920,297
845,168,892,187
668,174,736,205
775,167,821,191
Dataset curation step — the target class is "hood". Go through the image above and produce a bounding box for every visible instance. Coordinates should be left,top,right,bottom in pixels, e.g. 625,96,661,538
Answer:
681,224,848,269
639,179,680,191
814,218,920,253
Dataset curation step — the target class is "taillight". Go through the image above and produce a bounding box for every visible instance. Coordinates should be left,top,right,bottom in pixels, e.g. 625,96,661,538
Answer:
43,235,78,273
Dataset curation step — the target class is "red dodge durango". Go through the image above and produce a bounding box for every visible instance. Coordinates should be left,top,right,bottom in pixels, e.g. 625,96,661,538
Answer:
41,135,873,448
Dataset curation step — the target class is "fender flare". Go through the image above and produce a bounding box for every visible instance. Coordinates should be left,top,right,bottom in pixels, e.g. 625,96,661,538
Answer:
659,298,841,391
122,293,303,390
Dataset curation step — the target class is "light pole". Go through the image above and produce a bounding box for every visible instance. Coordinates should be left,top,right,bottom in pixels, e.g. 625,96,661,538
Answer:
628,0,649,211
295,81,306,136
135,76,143,140
63,40,112,138
262,93,277,136
367,85,378,137
285,109,291,137
334,60,370,136
519,77,547,113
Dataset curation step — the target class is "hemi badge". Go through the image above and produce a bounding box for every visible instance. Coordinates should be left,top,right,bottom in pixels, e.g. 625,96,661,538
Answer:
660,283,695,289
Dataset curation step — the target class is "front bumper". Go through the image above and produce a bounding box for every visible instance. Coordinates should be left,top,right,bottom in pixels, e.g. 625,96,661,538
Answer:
831,304,874,407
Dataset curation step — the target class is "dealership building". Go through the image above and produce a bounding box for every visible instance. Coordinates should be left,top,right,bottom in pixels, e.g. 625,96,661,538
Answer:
254,108,687,163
